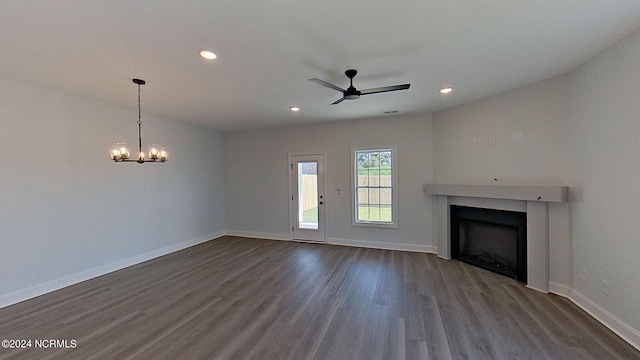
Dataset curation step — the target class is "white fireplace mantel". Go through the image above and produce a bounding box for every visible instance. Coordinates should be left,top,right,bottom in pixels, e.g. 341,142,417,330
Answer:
426,182,569,293
426,183,568,203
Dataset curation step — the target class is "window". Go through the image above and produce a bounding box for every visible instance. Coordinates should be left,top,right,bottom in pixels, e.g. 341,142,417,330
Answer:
352,146,398,228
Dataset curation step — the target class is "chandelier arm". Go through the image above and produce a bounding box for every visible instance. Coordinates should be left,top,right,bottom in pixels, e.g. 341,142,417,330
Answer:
116,159,163,163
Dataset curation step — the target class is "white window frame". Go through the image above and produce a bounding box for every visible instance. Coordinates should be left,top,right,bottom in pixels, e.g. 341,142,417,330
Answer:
351,145,398,228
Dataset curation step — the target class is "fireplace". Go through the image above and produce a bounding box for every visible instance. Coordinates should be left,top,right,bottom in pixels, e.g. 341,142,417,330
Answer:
451,205,527,282
427,183,569,292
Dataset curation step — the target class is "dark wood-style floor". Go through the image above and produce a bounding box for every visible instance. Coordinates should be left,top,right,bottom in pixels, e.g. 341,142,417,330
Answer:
0,236,638,360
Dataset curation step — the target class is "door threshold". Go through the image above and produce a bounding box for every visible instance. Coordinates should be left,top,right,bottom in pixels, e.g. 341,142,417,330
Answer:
293,239,326,244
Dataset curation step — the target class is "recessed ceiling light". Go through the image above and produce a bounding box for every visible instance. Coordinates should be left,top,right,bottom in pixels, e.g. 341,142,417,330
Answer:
440,87,453,94
199,49,217,60
290,106,300,112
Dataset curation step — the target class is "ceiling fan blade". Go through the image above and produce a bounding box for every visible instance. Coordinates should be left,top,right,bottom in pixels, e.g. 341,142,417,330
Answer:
309,78,346,93
331,97,347,105
360,84,410,95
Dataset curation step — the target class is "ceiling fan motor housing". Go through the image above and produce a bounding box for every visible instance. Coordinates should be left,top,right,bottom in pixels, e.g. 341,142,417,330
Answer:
344,86,361,100
344,70,360,99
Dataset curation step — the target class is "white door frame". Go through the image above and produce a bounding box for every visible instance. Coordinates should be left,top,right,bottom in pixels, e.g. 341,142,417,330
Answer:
288,151,327,242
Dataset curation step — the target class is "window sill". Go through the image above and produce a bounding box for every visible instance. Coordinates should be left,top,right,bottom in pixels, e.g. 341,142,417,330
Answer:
352,221,398,229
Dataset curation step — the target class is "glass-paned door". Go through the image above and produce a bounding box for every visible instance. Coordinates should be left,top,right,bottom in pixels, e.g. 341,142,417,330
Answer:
291,154,325,242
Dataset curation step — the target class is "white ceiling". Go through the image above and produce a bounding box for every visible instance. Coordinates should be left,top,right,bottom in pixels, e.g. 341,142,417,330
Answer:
2,1,640,131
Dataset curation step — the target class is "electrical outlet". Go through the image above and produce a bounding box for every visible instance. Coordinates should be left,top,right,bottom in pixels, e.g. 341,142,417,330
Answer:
489,136,496,144
601,279,609,296
579,269,589,282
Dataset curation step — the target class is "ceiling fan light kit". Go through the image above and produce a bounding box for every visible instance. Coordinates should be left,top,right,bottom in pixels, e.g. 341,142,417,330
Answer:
309,69,410,105
110,79,167,164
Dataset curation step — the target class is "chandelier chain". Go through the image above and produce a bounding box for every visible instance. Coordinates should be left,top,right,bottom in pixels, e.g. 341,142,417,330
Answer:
137,82,143,157
137,83,142,126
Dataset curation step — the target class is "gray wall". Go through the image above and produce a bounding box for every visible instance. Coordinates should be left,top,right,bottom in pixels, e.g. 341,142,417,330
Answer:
0,79,226,305
433,75,570,184
566,25,640,338
225,115,434,249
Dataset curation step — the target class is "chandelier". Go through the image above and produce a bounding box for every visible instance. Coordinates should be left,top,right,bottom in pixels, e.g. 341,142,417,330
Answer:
110,79,167,163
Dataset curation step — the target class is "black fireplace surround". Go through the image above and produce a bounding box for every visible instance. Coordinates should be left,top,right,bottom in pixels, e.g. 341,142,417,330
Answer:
451,205,527,282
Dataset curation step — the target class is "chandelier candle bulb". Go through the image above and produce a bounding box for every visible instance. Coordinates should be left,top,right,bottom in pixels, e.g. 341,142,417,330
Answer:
110,147,120,160
111,143,130,161
148,144,159,160
159,148,167,162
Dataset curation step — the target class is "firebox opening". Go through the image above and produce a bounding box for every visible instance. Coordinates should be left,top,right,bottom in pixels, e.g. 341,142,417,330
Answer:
451,206,527,282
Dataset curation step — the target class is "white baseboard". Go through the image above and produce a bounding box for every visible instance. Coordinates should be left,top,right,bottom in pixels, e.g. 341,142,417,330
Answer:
568,289,640,352
225,230,290,241
549,281,571,297
525,284,549,294
328,237,436,253
546,282,640,351
0,231,225,309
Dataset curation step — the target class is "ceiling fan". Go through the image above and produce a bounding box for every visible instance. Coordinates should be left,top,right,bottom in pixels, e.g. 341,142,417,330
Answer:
309,69,410,105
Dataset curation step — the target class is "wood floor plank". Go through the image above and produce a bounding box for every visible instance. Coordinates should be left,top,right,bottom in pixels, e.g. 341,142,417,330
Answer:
0,236,638,360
